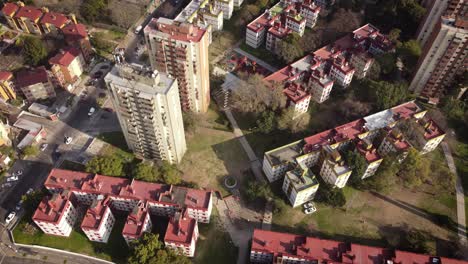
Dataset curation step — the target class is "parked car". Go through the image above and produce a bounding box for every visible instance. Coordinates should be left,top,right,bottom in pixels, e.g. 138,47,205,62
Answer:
5,211,15,224
40,143,48,151
15,200,23,211
26,188,34,195
16,170,23,176
6,175,18,182
1,183,12,188
303,202,314,209
134,25,143,34
88,107,96,116
65,136,73,145
303,202,317,214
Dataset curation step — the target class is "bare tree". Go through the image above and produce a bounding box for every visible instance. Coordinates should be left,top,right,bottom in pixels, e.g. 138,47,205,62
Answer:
108,1,142,29
277,108,310,133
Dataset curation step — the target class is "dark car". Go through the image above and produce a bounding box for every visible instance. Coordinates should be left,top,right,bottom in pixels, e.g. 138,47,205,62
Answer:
93,71,103,79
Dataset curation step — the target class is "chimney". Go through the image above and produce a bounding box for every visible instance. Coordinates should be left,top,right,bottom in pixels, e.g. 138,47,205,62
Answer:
42,7,49,13
69,13,77,24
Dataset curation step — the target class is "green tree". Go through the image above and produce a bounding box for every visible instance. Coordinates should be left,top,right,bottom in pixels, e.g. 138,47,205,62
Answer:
364,154,398,192
183,112,199,134
85,155,124,176
315,183,346,207
373,81,409,110
256,110,276,134
388,28,402,43
22,188,46,217
132,162,159,182
21,36,47,66
276,33,303,63
397,40,421,72
277,108,310,133
399,148,428,186
22,145,39,157
128,233,190,264
375,53,396,75
344,150,368,186
81,0,106,22
243,177,273,203
159,161,181,185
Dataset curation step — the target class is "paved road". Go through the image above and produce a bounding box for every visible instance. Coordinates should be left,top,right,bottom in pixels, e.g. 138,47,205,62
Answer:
441,142,467,245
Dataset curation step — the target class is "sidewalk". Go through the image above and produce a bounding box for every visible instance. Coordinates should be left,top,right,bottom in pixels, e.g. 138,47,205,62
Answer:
441,142,467,246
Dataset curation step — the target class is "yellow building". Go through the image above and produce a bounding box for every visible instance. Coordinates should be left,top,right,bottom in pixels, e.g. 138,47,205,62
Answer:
0,71,16,101
0,121,12,146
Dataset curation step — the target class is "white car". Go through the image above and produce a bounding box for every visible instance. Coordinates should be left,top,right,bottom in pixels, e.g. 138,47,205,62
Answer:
40,143,48,151
26,188,34,195
16,170,23,176
5,211,15,224
303,203,317,215
88,107,96,116
6,175,18,182
65,137,73,144
1,183,12,188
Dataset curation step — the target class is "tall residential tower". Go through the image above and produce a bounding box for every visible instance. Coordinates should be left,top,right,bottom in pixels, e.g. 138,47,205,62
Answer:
104,64,186,164
144,18,210,113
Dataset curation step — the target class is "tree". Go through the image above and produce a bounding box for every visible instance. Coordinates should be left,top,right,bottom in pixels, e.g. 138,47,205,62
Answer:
21,36,47,66
159,161,181,185
315,183,346,207
364,154,398,192
22,188,46,217
183,112,201,134
276,33,304,63
132,162,159,182
236,5,261,27
22,145,39,158
277,108,310,133
81,0,106,22
109,6,141,29
256,110,276,134
128,233,190,264
375,53,396,75
85,155,124,176
388,28,402,43
397,40,421,72
231,75,286,113
334,97,371,121
399,148,427,187
367,60,381,80
298,29,320,52
243,177,273,203
344,150,368,186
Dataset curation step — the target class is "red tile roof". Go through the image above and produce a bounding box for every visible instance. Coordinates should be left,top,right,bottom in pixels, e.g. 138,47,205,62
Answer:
356,140,382,163
251,229,468,264
2,2,19,16
0,71,13,81
40,11,69,28
145,18,207,43
45,168,94,190
33,191,73,224
15,67,49,88
164,210,196,245
418,118,445,140
122,202,151,238
62,23,88,42
81,175,131,196
81,197,111,230
14,5,43,21
119,179,169,201
49,47,81,67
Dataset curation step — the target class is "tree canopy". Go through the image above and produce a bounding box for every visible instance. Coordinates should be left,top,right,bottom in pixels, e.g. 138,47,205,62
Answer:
243,176,273,203
256,110,276,134
21,36,47,66
132,162,159,182
354,79,409,111
344,150,368,186
159,161,182,185
22,145,39,158
276,33,303,63
85,155,124,177
81,0,106,22
277,108,310,133
128,233,190,264
399,148,429,187
397,40,421,73
315,183,346,207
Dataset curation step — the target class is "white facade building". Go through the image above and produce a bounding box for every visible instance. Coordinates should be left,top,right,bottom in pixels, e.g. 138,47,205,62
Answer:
282,165,319,207
81,197,115,243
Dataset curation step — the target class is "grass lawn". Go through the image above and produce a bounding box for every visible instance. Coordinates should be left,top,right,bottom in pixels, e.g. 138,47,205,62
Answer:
194,207,238,264
452,141,468,236
180,104,250,197
14,215,129,263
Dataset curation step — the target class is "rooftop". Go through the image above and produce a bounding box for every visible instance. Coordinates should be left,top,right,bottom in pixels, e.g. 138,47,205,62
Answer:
1,2,19,16
0,71,13,81
285,165,318,192
144,17,207,43
265,140,304,167
15,67,49,88
62,23,88,42
356,139,382,163
416,118,445,140
49,47,81,67
81,175,131,196
122,202,150,238
386,128,411,151
81,196,111,230
45,168,94,190
164,210,196,245
33,191,73,224
40,11,69,28
14,5,43,21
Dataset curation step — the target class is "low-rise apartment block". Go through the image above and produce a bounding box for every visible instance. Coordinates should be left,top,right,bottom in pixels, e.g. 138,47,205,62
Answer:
16,67,56,102
32,190,79,237
0,71,16,101
246,0,320,51
164,210,199,257
49,47,85,90
282,164,319,207
250,229,468,264
122,202,152,244
215,0,234,19
265,24,390,116
262,101,445,194
81,196,115,243
61,23,93,62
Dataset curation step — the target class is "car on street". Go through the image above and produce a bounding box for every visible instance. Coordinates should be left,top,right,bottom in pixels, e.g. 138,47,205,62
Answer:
26,188,34,195
40,143,48,151
15,200,23,211
93,71,103,79
5,211,15,224
16,170,23,176
1,182,12,188
88,107,96,116
100,65,110,70
134,25,143,34
6,175,18,182
303,202,317,214
65,136,73,144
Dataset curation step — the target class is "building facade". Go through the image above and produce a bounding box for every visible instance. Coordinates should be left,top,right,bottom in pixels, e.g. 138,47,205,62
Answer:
122,202,153,244
319,146,352,188
81,196,115,243
145,18,211,113
355,139,383,179
0,71,16,101
16,67,56,102
164,210,199,257
282,165,319,207
61,23,93,62
49,47,85,90
105,64,187,164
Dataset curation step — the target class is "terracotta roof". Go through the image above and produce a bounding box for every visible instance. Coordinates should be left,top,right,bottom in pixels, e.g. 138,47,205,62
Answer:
81,175,131,196
32,191,73,224
49,47,81,67
14,5,43,21
356,139,382,163
81,197,111,230
15,67,49,88
145,18,207,43
62,23,88,42
1,2,19,16
0,71,13,81
44,168,94,190
122,202,151,238
164,210,196,245
40,11,69,28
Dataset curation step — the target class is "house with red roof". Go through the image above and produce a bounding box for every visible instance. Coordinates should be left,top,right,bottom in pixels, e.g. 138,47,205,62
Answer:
0,71,16,101
39,9,71,35
355,138,383,179
61,23,92,61
81,195,115,243
15,66,56,103
378,127,412,162
1,2,21,31
13,3,44,34
122,201,152,244
33,190,79,237
49,47,85,90
164,209,199,257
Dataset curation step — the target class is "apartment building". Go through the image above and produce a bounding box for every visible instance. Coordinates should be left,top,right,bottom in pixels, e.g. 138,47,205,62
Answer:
403,117,446,154
215,0,234,19
250,229,468,264
282,164,319,207
262,101,442,190
16,67,56,103
319,146,352,188
105,64,187,164
122,202,152,244
32,191,79,237
164,210,199,257
0,71,16,101
175,0,223,31
81,196,115,243
409,0,467,101
39,9,73,35
233,0,244,8
246,0,320,50
416,0,450,47
264,24,390,116
61,23,93,62
145,18,211,113
0,121,11,147
355,139,383,179
49,47,85,90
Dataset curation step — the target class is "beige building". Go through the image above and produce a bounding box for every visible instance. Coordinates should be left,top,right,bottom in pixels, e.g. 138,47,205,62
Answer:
16,67,56,103
319,146,352,188
355,139,383,179
0,71,16,101
49,47,85,90
282,164,319,207
0,121,11,147
105,64,187,164
145,18,211,113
